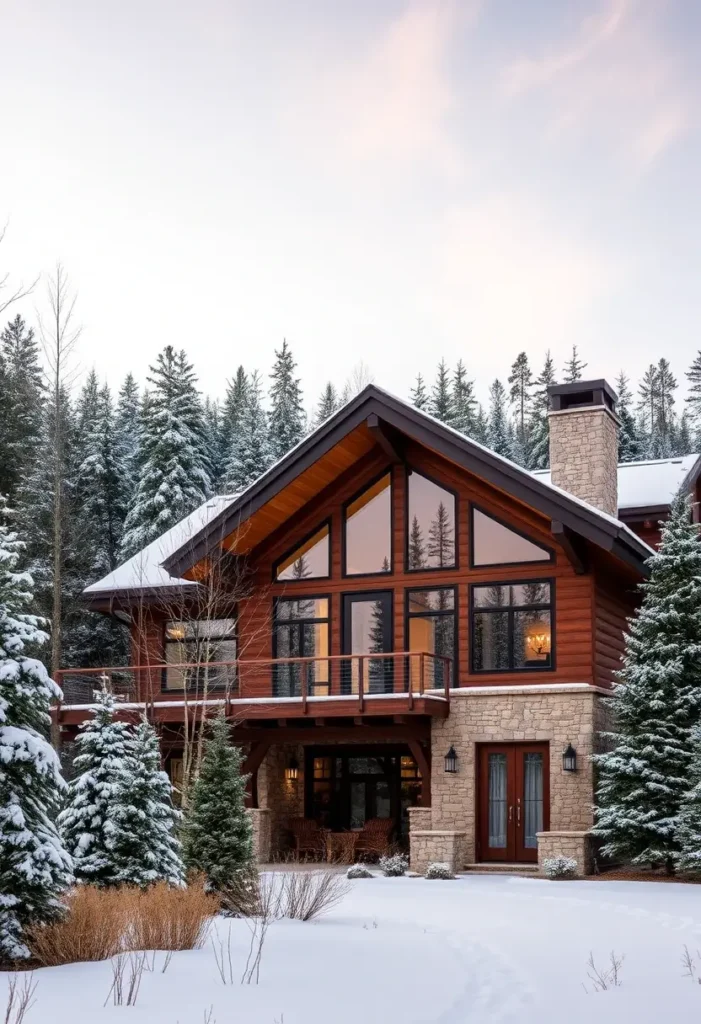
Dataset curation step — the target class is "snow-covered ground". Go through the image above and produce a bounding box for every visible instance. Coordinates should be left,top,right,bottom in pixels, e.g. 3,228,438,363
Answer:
4,872,701,1023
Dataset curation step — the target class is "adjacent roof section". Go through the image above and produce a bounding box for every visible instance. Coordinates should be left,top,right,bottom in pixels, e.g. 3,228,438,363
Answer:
84,495,238,600
533,454,701,517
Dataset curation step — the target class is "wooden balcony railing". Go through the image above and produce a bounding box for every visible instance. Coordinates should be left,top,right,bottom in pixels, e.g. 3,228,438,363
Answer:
55,651,452,717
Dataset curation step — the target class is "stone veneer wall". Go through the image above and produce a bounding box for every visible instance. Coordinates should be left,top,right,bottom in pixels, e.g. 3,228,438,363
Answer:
429,687,602,867
248,808,272,862
548,406,619,517
257,743,305,857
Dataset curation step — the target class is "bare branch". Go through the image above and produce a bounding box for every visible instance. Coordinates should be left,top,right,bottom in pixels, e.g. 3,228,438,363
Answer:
0,220,39,318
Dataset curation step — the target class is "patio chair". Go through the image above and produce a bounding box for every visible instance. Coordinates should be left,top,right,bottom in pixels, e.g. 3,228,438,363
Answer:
287,817,327,860
354,818,394,860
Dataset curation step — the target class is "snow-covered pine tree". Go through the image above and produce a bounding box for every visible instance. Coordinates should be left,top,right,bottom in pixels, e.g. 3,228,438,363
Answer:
686,350,701,449
674,412,693,458
636,363,659,459
268,339,305,462
204,396,226,490
108,717,185,888
615,371,644,463
472,404,490,447
120,347,212,559
313,382,339,427
527,351,557,470
114,373,141,507
652,358,677,459
676,726,701,874
508,352,533,466
487,379,513,459
452,361,477,436
430,360,454,424
182,714,253,889
592,493,701,872
563,344,587,383
409,373,429,411
0,314,45,503
59,690,135,886
221,366,249,454
222,370,272,492
0,498,72,960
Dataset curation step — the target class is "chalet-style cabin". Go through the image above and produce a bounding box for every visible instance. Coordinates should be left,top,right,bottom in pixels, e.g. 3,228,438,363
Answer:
56,380,701,875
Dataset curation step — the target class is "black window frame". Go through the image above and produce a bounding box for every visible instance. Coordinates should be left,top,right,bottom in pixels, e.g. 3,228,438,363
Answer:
162,616,238,692
469,503,555,570
469,578,556,675
272,518,332,583
405,466,459,573
272,594,331,696
404,585,458,686
341,467,394,579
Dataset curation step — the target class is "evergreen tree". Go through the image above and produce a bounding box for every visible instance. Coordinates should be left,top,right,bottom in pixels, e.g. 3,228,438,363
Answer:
408,514,426,570
108,718,185,888
508,352,533,466
268,339,305,462
652,358,677,458
487,379,512,459
676,726,701,874
452,360,477,436
182,714,253,889
674,412,693,458
120,347,212,559
616,371,644,463
563,344,587,383
0,314,45,503
223,370,272,492
313,382,339,427
410,373,429,411
472,404,490,447
114,373,141,506
637,363,659,459
59,690,135,886
430,360,454,424
593,494,701,872
0,500,72,959
685,351,701,447
528,351,557,470
203,397,225,490
221,366,249,460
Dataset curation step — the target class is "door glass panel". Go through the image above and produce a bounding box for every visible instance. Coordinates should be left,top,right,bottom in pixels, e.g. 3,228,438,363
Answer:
350,781,366,829
488,753,508,848
344,595,392,694
374,779,391,819
523,753,543,849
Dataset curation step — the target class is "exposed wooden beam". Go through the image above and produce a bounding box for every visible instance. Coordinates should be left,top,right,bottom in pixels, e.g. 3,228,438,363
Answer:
314,717,326,727
366,413,405,463
242,737,273,809
407,739,431,808
232,723,431,746
551,520,588,575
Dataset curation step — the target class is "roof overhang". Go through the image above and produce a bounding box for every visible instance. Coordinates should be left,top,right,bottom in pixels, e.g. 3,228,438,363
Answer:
162,386,653,580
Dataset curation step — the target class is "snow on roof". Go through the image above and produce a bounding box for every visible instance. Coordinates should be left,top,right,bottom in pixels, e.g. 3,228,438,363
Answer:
533,454,700,513
83,495,239,595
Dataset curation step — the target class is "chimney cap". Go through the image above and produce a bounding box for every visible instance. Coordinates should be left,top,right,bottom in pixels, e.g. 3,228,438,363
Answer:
548,378,617,414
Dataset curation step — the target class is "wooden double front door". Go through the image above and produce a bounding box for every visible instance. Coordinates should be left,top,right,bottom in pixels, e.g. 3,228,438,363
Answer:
478,743,549,863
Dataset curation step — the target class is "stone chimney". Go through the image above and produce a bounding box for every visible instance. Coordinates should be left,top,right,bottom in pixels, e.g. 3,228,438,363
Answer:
547,380,619,517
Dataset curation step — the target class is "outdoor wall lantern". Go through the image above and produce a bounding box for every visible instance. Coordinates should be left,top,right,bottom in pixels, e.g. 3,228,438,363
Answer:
562,744,577,772
285,756,299,782
444,746,458,774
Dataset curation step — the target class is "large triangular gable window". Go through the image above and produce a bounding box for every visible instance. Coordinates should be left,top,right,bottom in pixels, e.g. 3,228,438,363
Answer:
471,507,553,567
275,523,330,580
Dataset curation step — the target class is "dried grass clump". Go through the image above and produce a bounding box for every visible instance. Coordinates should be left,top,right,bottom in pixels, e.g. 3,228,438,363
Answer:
278,870,350,921
128,880,219,952
27,887,128,966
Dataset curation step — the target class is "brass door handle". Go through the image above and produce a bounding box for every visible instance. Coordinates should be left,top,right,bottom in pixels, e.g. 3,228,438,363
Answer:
517,800,521,825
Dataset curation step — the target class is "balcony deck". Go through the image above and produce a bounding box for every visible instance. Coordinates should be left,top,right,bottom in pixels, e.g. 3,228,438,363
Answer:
55,651,451,725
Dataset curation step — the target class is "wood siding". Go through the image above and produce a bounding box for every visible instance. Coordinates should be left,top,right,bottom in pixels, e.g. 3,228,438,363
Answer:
593,571,636,689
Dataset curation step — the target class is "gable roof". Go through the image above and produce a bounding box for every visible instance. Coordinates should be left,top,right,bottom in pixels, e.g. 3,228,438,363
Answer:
533,453,701,518
156,384,653,581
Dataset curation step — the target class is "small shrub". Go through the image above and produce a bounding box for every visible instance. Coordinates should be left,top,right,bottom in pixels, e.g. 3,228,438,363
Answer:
378,854,408,877
128,880,219,951
278,871,350,921
347,864,374,880
3,973,38,1024
220,864,262,917
543,856,578,880
425,862,454,880
27,886,128,965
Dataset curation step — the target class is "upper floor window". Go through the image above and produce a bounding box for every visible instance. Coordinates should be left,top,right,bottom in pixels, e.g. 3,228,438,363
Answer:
407,470,456,571
164,618,236,691
471,507,552,567
406,587,455,689
471,582,553,673
275,522,330,581
273,597,330,696
344,472,392,575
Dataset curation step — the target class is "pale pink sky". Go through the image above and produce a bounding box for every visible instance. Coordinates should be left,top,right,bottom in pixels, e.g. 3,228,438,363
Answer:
0,0,699,408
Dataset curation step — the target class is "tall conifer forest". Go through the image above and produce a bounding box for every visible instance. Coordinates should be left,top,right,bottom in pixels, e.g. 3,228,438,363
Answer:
1,293,700,673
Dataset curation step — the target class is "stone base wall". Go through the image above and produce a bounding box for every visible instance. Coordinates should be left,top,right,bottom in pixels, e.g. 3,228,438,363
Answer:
257,744,304,857
248,808,271,863
430,687,601,869
410,830,465,875
537,831,592,876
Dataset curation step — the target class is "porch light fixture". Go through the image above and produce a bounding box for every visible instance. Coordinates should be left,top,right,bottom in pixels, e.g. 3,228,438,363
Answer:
285,756,299,782
444,746,458,774
562,744,577,773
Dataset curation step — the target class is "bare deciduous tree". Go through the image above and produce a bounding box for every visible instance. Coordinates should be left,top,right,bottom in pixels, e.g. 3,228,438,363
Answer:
0,221,39,318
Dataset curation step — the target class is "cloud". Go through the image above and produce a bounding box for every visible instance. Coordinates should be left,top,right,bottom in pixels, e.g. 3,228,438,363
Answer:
501,0,689,169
